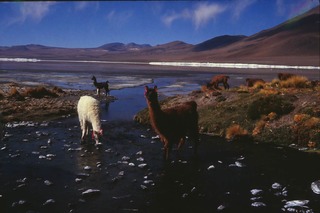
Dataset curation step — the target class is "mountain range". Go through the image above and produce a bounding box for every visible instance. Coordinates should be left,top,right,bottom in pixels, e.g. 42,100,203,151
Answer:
0,6,319,66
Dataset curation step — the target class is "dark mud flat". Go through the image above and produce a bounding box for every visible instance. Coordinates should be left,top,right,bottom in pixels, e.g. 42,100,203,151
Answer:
1,117,320,213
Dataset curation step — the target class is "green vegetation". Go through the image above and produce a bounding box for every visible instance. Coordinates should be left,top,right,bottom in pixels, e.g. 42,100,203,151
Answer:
135,75,320,149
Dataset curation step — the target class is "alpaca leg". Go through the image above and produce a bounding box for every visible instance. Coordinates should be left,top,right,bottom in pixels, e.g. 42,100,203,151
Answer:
163,140,171,160
178,137,185,150
163,142,173,160
84,121,89,138
80,120,86,142
224,82,230,89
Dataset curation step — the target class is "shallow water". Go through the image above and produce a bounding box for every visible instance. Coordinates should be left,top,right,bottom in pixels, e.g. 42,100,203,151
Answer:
1,62,320,212
1,119,320,213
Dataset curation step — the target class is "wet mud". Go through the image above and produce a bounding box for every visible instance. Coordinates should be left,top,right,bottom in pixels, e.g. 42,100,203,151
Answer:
1,117,320,213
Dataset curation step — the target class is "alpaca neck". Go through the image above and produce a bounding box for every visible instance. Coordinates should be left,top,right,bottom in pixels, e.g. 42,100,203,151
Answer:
92,117,101,132
147,99,163,124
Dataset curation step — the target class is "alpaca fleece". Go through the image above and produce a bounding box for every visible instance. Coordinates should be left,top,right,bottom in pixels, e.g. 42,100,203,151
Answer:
77,95,101,144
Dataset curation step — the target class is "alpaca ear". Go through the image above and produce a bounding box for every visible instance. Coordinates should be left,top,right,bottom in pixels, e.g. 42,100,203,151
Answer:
154,85,157,91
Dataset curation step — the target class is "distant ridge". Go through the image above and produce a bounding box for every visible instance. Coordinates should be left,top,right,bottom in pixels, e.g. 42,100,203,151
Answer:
98,42,151,51
0,6,319,66
193,35,246,52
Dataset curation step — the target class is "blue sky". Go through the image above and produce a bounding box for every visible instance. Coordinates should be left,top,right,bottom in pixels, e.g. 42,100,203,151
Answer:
0,0,319,48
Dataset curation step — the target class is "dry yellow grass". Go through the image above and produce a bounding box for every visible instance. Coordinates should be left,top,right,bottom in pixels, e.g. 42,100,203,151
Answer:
259,88,279,95
280,75,308,88
267,112,277,120
252,120,266,136
8,87,19,96
225,124,248,141
293,113,310,123
253,81,265,89
292,113,320,146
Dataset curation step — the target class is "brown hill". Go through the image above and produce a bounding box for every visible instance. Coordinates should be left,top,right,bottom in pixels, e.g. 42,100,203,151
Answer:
0,6,319,65
185,6,320,65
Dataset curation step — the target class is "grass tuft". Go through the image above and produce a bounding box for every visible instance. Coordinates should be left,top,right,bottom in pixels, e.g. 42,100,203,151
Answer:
225,124,248,141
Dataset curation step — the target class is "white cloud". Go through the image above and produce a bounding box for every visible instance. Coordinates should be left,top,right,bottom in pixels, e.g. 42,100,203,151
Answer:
231,0,256,19
106,10,133,26
74,2,99,12
10,2,55,24
74,2,89,11
276,0,285,16
161,2,226,29
193,2,226,29
162,9,190,27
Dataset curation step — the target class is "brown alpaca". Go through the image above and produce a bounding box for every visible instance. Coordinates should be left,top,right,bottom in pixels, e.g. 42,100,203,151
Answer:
144,86,199,160
210,75,230,89
278,73,296,81
246,78,265,87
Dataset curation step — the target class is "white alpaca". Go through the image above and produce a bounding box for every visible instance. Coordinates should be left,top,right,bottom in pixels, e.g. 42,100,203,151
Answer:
77,95,103,145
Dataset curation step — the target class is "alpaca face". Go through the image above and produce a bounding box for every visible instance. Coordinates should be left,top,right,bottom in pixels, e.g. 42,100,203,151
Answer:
144,86,158,102
92,129,103,144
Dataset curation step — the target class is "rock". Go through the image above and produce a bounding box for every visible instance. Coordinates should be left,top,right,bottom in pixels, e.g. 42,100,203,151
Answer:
75,178,83,183
217,204,227,211
140,185,147,190
138,163,147,169
84,166,92,171
284,200,309,208
311,180,320,194
122,156,130,161
143,180,154,185
235,161,246,167
251,202,266,207
81,189,101,197
43,199,55,206
46,154,56,158
136,157,144,162
271,182,282,190
16,177,27,183
12,200,27,207
44,180,53,186
207,165,215,170
250,189,263,196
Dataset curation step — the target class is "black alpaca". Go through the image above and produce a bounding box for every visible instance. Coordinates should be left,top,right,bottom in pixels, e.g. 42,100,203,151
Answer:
91,76,110,97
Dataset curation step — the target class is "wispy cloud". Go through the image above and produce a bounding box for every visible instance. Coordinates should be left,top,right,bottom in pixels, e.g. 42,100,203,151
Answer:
106,10,133,26
231,0,256,19
162,9,190,27
193,2,227,29
276,0,286,16
162,1,257,29
162,2,227,30
74,2,99,12
74,2,89,11
9,2,55,25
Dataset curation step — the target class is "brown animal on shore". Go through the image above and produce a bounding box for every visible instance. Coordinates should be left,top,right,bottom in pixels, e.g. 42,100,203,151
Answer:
246,78,265,87
210,75,230,89
278,73,296,81
144,86,199,160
